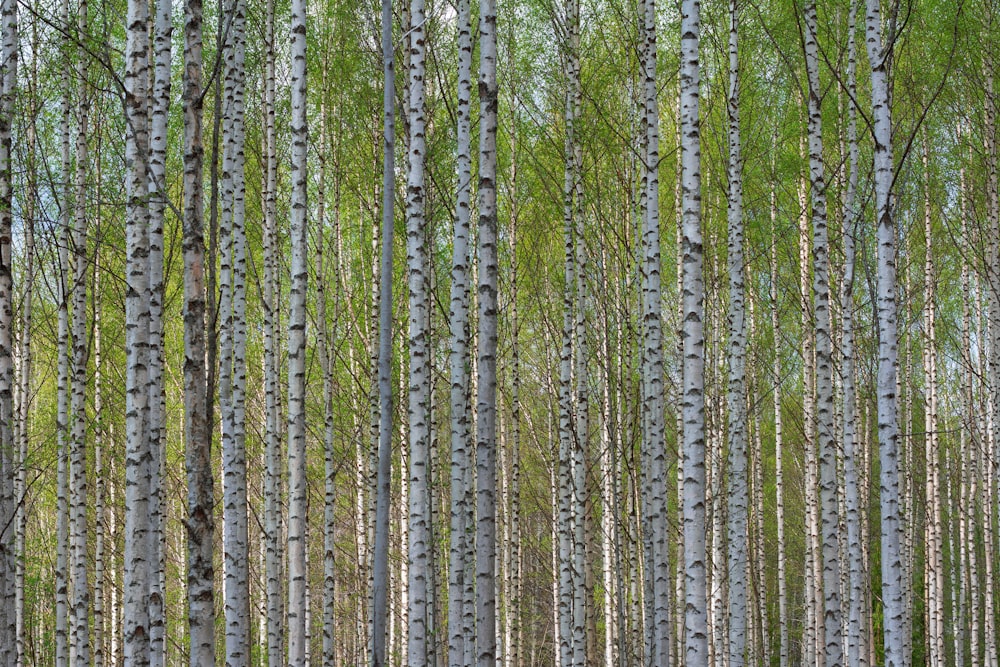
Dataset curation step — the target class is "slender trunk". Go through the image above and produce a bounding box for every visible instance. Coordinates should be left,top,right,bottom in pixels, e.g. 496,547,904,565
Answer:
804,1,841,662
558,9,577,656
841,2,863,662
147,0,172,660
771,145,788,667
93,281,104,667
262,0,283,659
183,0,215,655
70,0,91,658
448,0,474,657
14,47,33,667
218,0,250,659
725,1,748,664
680,0,707,660
639,0,669,660
797,133,821,667
56,0,72,655
286,0,309,652
124,0,153,656
864,3,905,663
0,0,16,656
922,132,945,667
476,0,499,660
371,0,395,658
318,104,337,667
405,0,431,657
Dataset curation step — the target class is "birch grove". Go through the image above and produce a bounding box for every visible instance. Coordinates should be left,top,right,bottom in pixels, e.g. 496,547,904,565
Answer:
2,0,997,666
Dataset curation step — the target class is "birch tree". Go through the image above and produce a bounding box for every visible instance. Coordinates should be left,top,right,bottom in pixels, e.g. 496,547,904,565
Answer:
770,131,789,667
639,0,670,658
218,0,250,658
183,0,216,655
864,1,906,663
123,0,154,657
803,0,842,662
147,0,173,659
371,0,396,658
680,0,708,662
261,0,283,658
70,0,90,658
405,0,431,658
841,2,864,662
0,0,16,656
921,131,945,667
286,0,310,653
725,1,748,663
448,0,474,660
13,36,32,666
476,0,499,661
55,0,72,654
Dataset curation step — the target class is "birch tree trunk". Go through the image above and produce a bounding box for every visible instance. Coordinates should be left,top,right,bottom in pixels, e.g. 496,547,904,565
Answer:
638,0,670,659
92,272,104,667
448,0,474,658
803,1,842,662
14,49,32,667
921,131,945,667
183,0,215,656
371,0,395,656
863,3,905,664
841,2,864,661
680,0,707,661
218,0,250,658
0,0,16,657
725,1,748,663
262,0,283,659
476,0,499,660
147,0,172,659
124,0,153,657
770,131,789,667
317,102,337,667
69,0,90,657
558,7,577,656
56,0,72,654
286,0,309,653
405,0,431,658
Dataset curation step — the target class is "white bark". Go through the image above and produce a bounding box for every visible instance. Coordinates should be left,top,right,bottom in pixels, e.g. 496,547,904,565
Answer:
14,60,32,667
803,1,842,662
286,0,309,653
476,0,498,660
921,133,945,667
147,0,171,660
725,1,748,663
219,0,250,658
0,0,16,657
56,0,71,655
317,105,336,667
863,2,905,663
680,0,707,661
183,0,215,656
92,269,105,667
448,0,474,658
841,3,863,663
370,0,395,656
261,0,283,659
771,148,788,667
124,0,153,657
639,0,669,660
405,0,431,658
70,0,90,658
